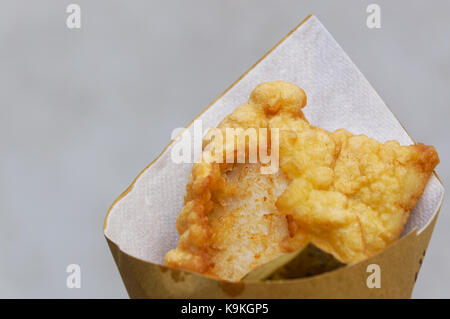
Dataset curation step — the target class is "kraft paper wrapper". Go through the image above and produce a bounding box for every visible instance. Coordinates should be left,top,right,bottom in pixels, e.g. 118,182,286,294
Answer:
103,15,444,298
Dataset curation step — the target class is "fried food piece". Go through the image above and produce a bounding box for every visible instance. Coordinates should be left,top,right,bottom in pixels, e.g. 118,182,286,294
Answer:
165,81,439,281
276,125,439,262
163,161,290,281
208,163,290,281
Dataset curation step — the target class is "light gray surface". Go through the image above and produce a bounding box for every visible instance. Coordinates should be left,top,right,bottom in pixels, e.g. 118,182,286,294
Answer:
0,0,448,298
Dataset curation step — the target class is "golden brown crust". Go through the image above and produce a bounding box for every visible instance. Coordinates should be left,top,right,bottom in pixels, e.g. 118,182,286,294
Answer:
165,81,439,279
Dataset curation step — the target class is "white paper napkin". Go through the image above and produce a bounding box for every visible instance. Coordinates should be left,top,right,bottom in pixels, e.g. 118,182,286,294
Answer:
104,15,444,265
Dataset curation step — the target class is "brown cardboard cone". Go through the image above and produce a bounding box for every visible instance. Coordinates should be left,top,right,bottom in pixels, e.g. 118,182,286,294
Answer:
106,214,439,298
103,15,444,299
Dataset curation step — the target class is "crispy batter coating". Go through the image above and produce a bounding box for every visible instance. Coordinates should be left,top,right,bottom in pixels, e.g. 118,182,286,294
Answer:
164,81,439,281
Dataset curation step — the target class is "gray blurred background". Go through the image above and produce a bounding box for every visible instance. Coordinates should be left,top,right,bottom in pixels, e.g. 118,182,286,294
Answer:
0,0,448,298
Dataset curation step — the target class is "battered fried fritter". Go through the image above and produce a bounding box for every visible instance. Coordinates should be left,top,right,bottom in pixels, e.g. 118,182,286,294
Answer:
164,81,439,281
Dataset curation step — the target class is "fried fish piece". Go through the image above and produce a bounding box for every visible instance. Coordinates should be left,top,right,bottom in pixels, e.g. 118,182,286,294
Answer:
163,161,290,281
165,81,439,281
